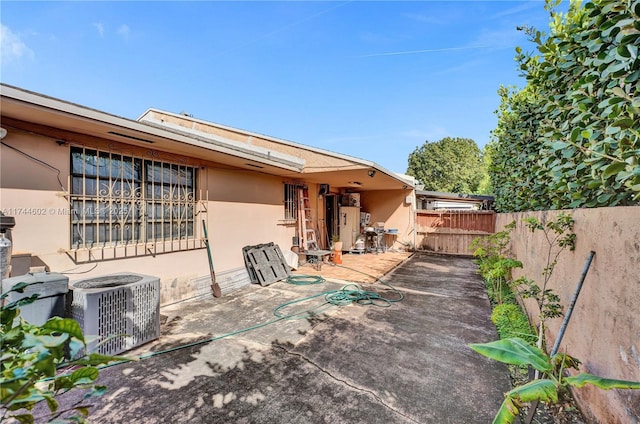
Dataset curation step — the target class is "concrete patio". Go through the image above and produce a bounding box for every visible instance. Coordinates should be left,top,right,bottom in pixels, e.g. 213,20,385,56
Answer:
47,252,511,423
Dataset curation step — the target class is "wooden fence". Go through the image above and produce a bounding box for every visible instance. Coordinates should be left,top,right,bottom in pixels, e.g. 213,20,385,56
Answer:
416,210,496,255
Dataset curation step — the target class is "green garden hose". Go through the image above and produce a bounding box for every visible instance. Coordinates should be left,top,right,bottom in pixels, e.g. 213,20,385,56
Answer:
52,267,404,377
273,283,400,318
285,275,326,285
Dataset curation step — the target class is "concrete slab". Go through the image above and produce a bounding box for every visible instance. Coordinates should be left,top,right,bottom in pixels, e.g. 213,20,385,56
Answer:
46,253,511,423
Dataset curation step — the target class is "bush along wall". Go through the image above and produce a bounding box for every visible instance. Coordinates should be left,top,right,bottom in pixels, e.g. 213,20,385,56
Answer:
470,224,537,345
490,0,640,212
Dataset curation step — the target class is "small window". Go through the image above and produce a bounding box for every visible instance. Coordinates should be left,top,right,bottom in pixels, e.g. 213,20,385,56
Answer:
284,183,299,221
70,147,197,248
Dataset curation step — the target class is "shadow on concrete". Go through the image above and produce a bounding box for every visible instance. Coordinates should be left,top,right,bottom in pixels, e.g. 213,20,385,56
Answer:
43,253,511,424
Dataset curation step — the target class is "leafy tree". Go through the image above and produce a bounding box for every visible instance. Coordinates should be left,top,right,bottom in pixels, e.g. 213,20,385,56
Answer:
477,143,495,195
490,85,550,212
406,137,486,193
490,0,640,212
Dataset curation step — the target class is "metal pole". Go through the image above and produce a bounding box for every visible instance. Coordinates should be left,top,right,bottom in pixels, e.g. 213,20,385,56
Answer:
550,250,596,356
525,250,596,424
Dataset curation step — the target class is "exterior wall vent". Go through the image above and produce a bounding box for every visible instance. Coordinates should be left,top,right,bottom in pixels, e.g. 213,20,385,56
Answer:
69,272,160,356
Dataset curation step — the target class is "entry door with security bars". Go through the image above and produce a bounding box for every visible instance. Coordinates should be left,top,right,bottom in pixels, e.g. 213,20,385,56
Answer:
70,147,198,249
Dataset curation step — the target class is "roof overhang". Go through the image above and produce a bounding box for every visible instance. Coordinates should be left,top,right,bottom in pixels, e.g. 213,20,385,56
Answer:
0,84,416,191
139,108,416,192
0,84,305,173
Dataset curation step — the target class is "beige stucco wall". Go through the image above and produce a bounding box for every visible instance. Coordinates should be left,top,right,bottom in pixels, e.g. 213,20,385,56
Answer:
496,207,640,424
360,190,415,250
143,110,360,171
1,130,296,305
205,168,294,269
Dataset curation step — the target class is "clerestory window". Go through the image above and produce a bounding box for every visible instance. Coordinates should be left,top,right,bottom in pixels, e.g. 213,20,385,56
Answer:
70,147,197,249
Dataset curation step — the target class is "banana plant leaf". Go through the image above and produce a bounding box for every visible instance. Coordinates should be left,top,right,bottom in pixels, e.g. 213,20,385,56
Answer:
507,378,558,403
492,396,520,424
565,373,640,389
469,338,552,372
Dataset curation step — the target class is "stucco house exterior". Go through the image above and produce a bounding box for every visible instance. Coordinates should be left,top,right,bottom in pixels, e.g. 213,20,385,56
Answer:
0,84,416,304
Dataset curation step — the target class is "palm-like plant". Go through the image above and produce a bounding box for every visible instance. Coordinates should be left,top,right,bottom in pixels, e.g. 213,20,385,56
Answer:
470,338,640,424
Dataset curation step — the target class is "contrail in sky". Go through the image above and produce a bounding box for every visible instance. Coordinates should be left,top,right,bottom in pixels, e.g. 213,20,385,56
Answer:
214,1,353,58
359,45,489,58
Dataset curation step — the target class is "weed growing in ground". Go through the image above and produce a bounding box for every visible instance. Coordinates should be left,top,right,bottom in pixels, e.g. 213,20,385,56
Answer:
471,221,523,306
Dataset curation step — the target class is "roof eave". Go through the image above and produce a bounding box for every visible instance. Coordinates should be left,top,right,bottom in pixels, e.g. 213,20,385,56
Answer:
0,84,305,173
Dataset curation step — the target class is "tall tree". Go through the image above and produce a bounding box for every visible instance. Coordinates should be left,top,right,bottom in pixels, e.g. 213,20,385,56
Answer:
490,0,640,212
406,137,486,193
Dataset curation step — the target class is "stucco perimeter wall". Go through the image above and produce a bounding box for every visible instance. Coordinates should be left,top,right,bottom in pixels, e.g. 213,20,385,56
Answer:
496,207,640,424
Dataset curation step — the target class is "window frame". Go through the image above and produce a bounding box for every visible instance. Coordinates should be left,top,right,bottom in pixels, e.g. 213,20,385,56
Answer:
69,146,198,250
283,182,300,222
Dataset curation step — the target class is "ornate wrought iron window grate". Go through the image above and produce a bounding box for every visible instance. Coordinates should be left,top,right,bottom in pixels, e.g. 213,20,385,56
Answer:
70,147,197,249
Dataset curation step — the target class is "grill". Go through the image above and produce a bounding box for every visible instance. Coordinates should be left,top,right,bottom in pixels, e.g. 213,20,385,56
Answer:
364,222,386,253
69,272,160,356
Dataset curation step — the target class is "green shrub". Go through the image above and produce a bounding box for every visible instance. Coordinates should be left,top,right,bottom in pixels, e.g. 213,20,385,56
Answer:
1,282,131,423
491,304,537,344
490,0,640,212
471,221,522,305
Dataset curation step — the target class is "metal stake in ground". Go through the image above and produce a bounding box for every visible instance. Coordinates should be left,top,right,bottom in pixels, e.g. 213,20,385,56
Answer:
203,219,222,298
524,250,596,424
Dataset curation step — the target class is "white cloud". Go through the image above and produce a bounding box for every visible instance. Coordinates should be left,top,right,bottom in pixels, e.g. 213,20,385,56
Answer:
359,45,488,59
93,22,105,38
0,24,35,64
117,24,130,40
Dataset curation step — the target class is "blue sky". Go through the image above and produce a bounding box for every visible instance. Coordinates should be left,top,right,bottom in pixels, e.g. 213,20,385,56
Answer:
1,1,554,174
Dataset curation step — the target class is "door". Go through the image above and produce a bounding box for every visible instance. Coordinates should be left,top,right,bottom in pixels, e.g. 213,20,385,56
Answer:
325,195,338,247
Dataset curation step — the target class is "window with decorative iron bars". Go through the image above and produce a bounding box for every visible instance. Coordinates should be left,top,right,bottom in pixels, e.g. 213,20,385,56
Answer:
283,183,299,221
70,147,197,249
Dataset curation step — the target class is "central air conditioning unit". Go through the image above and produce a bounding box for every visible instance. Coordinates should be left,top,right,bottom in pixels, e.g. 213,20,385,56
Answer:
69,272,160,356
